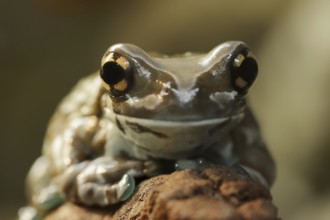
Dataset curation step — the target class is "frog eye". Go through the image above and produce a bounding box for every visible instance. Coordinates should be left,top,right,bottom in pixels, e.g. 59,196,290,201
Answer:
231,50,258,94
100,52,132,97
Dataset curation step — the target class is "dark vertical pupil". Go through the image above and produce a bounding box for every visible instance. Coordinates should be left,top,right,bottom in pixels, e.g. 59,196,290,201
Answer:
238,57,258,82
100,61,125,85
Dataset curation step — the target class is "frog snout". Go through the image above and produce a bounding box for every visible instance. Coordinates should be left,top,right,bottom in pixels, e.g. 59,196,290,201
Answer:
171,88,199,104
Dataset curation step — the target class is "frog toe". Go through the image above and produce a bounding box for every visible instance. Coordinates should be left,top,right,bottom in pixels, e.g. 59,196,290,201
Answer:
117,174,135,201
18,206,41,220
230,163,252,179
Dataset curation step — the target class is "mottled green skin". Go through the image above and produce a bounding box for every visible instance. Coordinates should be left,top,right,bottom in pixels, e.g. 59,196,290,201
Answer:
19,42,275,220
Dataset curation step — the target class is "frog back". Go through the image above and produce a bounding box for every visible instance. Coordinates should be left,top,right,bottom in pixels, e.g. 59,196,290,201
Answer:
42,73,104,164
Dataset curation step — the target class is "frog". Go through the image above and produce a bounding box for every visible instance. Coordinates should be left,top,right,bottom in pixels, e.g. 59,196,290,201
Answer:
18,42,275,220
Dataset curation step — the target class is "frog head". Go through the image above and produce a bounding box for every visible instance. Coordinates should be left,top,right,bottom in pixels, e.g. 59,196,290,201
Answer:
100,42,258,159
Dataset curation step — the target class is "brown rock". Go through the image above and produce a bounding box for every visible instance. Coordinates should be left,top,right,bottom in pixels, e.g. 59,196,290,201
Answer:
45,166,279,220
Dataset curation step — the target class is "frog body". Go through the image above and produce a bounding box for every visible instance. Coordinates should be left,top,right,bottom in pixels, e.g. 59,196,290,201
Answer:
19,42,275,220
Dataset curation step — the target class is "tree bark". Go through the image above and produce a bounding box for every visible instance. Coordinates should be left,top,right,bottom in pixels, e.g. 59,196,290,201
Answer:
45,166,279,220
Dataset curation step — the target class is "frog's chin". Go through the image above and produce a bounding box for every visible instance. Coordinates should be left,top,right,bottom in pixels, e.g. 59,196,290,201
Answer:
105,109,244,159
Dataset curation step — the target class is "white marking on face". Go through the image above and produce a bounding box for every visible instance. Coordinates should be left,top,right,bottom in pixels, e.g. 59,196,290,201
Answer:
126,81,172,110
211,68,221,76
172,88,199,104
210,91,237,109
211,64,227,76
126,94,162,110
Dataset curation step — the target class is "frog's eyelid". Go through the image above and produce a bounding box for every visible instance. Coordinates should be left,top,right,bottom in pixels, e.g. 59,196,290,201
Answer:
102,52,129,68
246,51,255,58
107,43,155,65
102,50,111,59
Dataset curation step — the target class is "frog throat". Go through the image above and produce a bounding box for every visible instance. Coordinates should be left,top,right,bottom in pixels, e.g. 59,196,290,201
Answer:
104,107,244,159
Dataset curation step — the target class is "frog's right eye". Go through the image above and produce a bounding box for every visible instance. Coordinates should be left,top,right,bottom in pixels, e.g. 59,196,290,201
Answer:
231,49,258,94
100,52,132,98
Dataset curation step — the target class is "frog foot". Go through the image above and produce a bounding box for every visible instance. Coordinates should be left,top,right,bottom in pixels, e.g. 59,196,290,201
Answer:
18,206,41,220
77,174,135,206
116,174,135,201
230,163,252,179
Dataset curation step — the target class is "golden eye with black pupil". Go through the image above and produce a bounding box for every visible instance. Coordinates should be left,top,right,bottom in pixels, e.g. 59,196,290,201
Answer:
100,52,132,98
231,50,258,94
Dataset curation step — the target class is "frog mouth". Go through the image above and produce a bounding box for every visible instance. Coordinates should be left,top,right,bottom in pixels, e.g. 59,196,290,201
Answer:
119,115,233,127
105,109,244,159
105,108,244,137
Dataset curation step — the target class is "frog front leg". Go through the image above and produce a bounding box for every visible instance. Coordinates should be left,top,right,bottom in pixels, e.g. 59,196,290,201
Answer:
48,117,161,205
23,116,106,215
61,157,170,206
230,108,276,187
61,157,145,206
27,117,134,211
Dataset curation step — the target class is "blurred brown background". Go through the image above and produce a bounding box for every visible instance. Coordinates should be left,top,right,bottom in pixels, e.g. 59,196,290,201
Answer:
1,0,330,219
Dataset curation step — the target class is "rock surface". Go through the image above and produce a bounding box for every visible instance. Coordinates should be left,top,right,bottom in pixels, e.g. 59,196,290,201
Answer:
45,166,279,220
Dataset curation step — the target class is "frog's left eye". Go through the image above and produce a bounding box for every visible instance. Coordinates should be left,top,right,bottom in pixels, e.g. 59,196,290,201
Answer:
100,52,132,98
231,50,258,94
